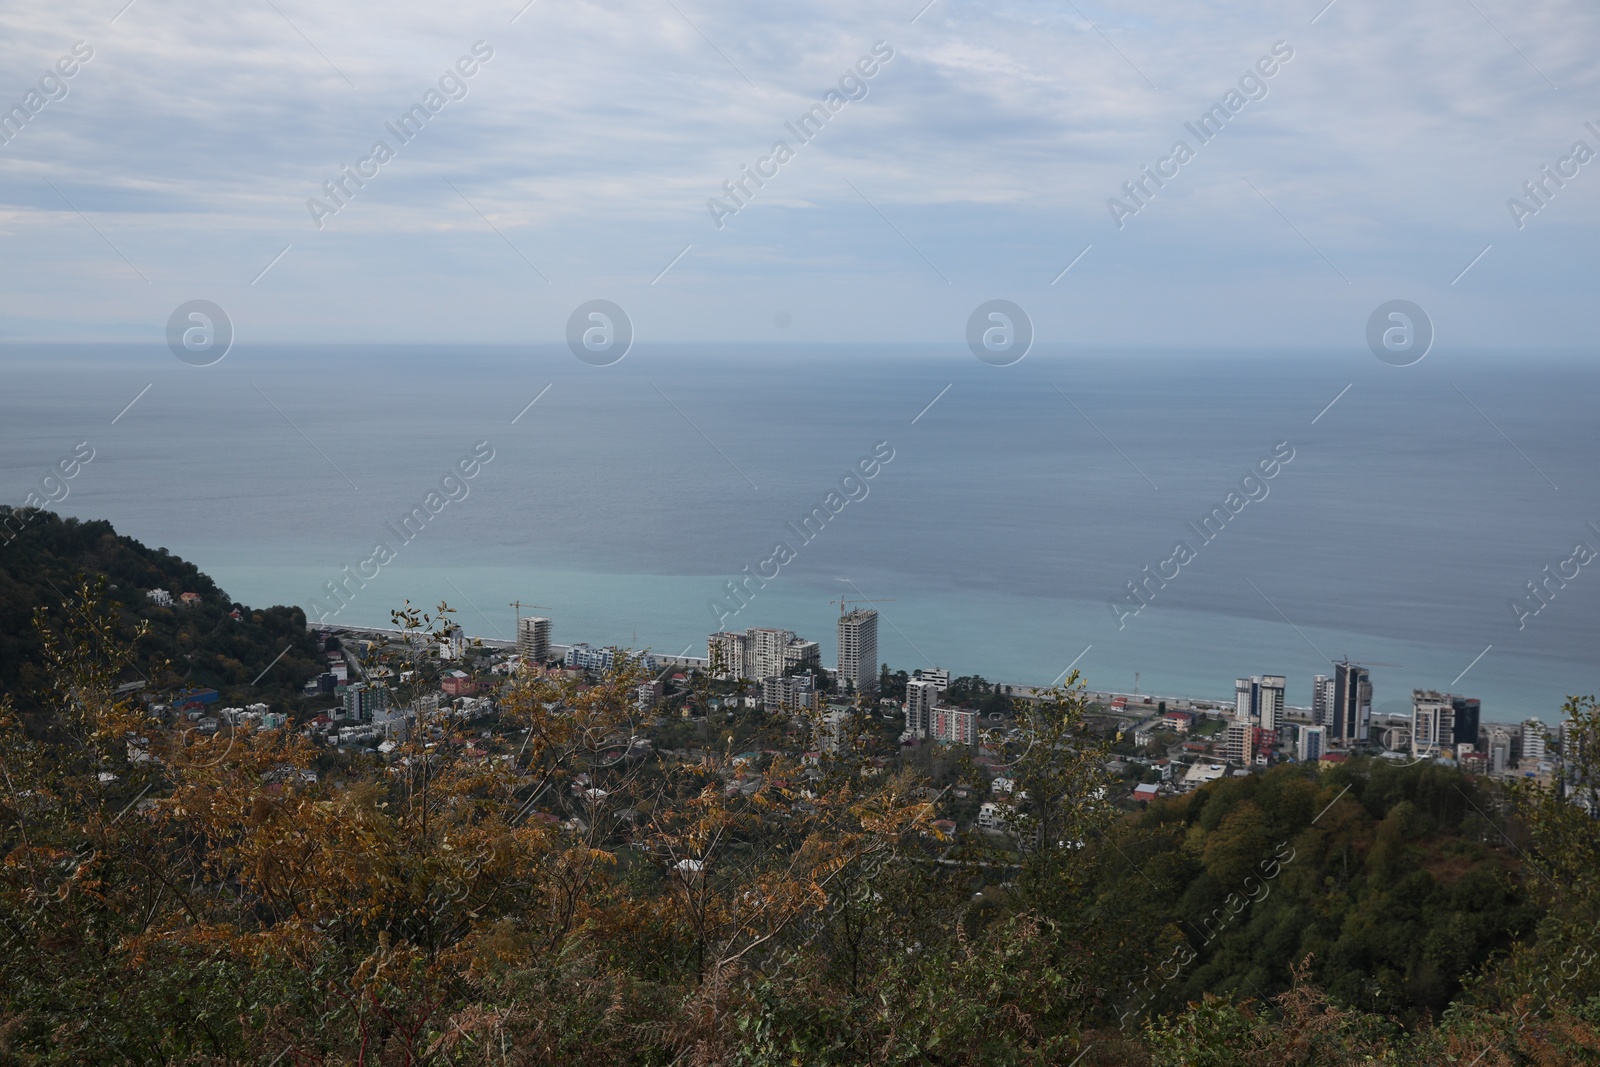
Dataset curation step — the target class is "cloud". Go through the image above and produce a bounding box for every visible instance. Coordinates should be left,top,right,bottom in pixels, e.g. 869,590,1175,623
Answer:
0,0,1595,343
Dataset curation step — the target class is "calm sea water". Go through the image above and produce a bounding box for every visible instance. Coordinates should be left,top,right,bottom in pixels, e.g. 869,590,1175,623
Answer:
3,343,1596,723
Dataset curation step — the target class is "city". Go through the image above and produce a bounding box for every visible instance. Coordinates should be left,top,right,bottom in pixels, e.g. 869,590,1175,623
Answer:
261,601,1585,838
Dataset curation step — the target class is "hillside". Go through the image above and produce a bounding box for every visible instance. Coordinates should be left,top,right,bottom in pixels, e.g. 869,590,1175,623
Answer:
0,506,323,717
1092,759,1540,1029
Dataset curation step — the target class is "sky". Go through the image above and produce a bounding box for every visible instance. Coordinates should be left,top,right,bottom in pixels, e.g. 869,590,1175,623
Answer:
0,0,1596,347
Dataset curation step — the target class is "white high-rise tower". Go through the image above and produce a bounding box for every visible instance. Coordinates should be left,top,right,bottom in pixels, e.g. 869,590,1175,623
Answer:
838,608,879,696
517,616,551,666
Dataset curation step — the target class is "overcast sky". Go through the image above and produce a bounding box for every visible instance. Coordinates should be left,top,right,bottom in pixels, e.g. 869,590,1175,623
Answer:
0,0,1595,347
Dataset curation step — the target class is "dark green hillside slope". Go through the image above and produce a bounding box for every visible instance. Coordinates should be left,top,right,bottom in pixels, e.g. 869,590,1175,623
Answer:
0,507,322,716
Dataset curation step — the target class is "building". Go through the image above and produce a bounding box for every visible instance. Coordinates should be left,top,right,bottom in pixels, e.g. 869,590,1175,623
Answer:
147,588,173,607
1252,726,1276,764
636,679,665,711
1180,761,1229,792
977,801,1008,831
905,678,939,739
1258,676,1285,731
837,609,879,696
1523,719,1548,761
564,644,658,673
1311,674,1334,728
1278,721,1300,753
517,616,552,665
783,639,822,675
1224,718,1254,765
708,627,819,682
441,670,476,696
440,624,467,660
341,682,389,722
747,628,797,681
1297,724,1326,762
564,643,607,671
1451,696,1481,749
762,672,816,712
708,631,746,679
1487,726,1512,775
913,667,951,692
819,705,853,755
1235,675,1286,731
1411,690,1454,760
1560,717,1581,760
1331,661,1371,745
1161,710,1194,732
933,707,977,746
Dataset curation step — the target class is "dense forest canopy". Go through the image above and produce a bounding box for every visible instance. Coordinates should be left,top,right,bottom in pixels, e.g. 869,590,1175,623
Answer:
0,508,322,719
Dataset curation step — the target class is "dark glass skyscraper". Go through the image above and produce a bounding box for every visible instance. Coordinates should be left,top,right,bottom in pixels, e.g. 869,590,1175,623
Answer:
1451,696,1481,749
1332,661,1371,744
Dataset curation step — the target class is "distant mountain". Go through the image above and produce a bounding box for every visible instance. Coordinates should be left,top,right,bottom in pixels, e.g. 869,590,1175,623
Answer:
0,507,323,717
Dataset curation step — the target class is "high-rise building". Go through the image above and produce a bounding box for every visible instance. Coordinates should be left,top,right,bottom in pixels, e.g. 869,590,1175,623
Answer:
747,628,796,681
342,682,389,722
1332,661,1371,745
1259,676,1285,732
1451,696,1481,749
1560,717,1581,761
933,707,977,746
1224,717,1255,765
1312,674,1334,727
913,667,951,692
708,631,746,680
783,639,822,675
1488,726,1512,775
710,627,821,683
838,609,879,696
1523,719,1548,761
1411,690,1453,760
905,679,939,739
1297,724,1326,762
1236,675,1286,731
517,616,551,666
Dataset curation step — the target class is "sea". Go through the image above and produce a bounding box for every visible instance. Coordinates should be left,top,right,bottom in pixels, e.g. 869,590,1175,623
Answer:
3,342,1596,725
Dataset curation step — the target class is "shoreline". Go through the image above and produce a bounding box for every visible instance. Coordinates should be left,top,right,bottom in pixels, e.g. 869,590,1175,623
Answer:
310,621,1242,708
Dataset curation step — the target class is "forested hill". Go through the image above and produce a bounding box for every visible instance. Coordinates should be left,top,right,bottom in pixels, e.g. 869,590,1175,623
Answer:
0,507,322,715
1094,758,1539,1028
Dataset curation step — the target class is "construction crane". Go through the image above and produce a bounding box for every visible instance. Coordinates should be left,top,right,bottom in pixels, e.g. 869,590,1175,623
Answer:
1339,654,1404,668
509,600,552,627
829,596,895,615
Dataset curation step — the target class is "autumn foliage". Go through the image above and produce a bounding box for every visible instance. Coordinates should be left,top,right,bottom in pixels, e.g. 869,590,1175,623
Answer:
3,582,1600,1065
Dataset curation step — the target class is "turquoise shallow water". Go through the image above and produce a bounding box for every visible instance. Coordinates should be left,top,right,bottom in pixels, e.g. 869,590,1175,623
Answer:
3,343,1595,722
